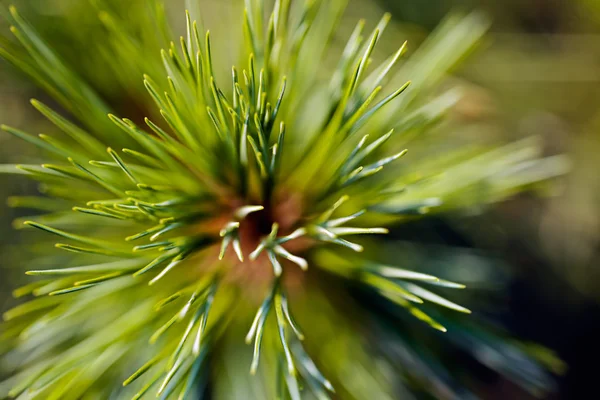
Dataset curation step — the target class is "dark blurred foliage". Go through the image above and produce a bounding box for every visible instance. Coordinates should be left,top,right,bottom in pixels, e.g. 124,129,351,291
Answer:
376,0,600,398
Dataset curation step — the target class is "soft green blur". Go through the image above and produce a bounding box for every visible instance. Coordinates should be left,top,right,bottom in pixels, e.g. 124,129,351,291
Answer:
373,0,600,297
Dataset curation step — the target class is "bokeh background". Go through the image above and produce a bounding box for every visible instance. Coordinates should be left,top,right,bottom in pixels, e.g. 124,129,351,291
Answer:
1,0,599,398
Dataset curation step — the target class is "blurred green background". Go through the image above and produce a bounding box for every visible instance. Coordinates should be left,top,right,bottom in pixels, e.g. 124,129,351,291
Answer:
1,0,599,398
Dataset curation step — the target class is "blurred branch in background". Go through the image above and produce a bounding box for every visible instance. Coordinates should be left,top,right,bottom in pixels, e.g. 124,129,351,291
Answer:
375,0,600,397
376,0,600,299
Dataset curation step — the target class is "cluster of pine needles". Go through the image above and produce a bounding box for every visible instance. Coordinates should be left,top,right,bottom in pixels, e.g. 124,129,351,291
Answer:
0,0,567,399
